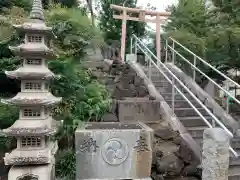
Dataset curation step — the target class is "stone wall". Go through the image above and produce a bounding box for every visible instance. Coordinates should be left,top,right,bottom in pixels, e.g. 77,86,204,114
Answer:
99,59,201,180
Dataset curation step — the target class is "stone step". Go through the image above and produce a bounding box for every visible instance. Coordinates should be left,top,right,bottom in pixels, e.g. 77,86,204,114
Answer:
178,116,212,127
149,75,167,81
152,80,171,88
230,156,240,166
174,107,210,117
159,92,195,101
229,166,240,179
167,99,202,108
231,138,240,149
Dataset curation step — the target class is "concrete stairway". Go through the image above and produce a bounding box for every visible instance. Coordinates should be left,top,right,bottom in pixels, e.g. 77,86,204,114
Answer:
143,67,240,180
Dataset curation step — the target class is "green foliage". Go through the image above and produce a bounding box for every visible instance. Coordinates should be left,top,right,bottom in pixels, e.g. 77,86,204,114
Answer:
56,149,76,180
164,0,240,79
46,5,104,57
0,7,26,97
45,6,110,178
50,56,111,174
49,58,110,124
164,0,208,55
0,136,13,151
0,103,18,129
165,0,209,37
0,0,32,12
204,0,240,72
54,0,78,8
98,0,146,49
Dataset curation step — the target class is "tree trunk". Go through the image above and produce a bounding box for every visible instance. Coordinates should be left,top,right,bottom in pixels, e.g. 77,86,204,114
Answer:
86,0,95,26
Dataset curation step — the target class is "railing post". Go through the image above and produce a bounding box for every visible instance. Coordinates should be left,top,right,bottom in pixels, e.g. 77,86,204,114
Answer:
134,41,137,55
193,56,196,81
172,41,175,64
148,56,152,80
134,40,137,62
212,116,216,127
172,78,175,113
130,37,133,54
226,80,229,114
165,39,168,63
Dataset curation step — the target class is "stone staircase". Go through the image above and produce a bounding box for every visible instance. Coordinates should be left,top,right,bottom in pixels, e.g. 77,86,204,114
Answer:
143,67,240,180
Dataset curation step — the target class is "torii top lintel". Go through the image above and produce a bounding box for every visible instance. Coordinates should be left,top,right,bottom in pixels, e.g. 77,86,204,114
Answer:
110,4,171,17
110,4,171,63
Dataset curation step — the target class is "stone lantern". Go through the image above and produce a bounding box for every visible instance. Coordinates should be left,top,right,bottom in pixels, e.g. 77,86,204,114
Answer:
1,0,61,179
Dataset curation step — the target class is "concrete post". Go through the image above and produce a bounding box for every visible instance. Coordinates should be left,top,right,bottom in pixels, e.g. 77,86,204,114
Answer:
202,128,230,180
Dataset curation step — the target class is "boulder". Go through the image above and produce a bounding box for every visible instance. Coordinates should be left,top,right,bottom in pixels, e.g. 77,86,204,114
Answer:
156,154,184,176
155,126,179,140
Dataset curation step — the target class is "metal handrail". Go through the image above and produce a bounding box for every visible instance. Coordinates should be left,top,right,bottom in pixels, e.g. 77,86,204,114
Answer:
130,34,238,157
169,37,240,90
167,45,240,106
167,37,240,114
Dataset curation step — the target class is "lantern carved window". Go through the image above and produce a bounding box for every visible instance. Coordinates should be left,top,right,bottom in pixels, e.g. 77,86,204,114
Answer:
23,108,41,117
24,82,42,90
21,136,42,147
27,35,42,43
26,58,42,65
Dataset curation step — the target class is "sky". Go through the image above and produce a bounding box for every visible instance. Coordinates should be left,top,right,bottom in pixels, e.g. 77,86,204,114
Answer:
79,0,178,31
138,0,177,10
137,0,177,30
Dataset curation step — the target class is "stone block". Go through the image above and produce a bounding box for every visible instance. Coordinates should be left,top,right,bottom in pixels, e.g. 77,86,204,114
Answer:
118,98,162,123
101,113,118,122
202,128,230,180
75,122,154,180
113,88,137,99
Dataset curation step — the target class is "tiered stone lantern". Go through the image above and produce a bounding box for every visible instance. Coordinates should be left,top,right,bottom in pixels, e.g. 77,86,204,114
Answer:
1,0,61,179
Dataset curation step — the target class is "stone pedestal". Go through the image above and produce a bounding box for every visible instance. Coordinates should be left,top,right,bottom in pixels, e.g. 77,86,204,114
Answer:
75,122,153,180
202,128,230,180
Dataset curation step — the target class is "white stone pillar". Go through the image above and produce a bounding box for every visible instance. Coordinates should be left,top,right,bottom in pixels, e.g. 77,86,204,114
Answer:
202,128,230,180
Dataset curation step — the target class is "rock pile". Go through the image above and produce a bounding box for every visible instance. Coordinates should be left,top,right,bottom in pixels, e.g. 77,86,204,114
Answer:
151,122,201,180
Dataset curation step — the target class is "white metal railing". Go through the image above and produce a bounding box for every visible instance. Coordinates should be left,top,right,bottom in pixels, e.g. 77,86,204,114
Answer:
165,37,240,115
130,34,238,157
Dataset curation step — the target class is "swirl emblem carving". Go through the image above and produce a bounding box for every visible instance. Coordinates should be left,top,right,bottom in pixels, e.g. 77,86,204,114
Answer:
101,138,129,165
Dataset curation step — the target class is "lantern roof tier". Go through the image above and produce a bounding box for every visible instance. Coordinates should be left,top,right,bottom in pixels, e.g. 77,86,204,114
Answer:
5,66,55,80
13,22,52,34
9,43,55,58
1,118,60,136
1,92,62,106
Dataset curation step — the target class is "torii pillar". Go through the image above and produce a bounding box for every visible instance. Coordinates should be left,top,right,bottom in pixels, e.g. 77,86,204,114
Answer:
111,5,171,63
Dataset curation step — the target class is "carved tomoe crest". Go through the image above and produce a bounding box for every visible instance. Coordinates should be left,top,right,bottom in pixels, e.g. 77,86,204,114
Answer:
101,138,129,165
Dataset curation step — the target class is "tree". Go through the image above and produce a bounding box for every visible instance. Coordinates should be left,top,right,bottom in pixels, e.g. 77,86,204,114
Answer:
0,0,32,12
46,6,110,179
204,0,240,73
47,5,104,57
54,0,78,8
98,0,146,50
163,0,209,80
85,0,95,26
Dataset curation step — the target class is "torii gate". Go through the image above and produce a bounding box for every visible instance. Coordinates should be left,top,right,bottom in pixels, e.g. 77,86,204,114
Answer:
110,4,171,62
